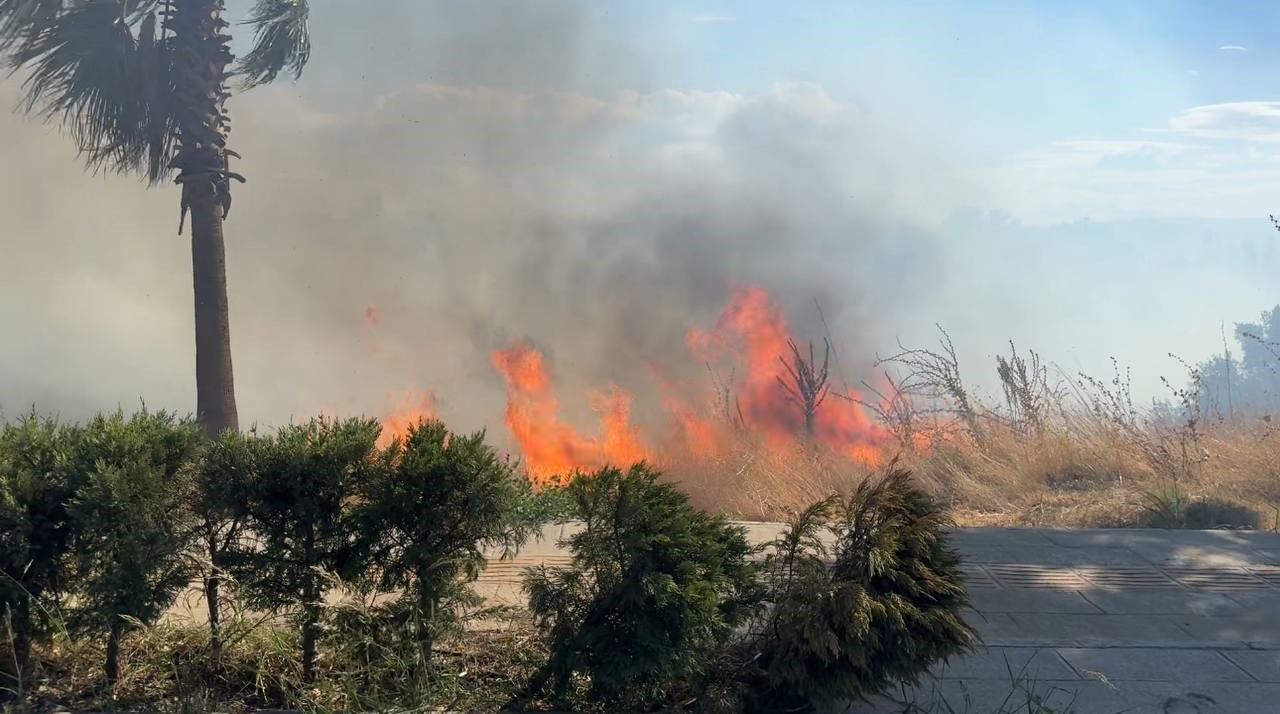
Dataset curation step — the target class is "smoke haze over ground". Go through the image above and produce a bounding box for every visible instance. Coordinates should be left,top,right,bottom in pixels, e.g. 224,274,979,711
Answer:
2,1,1279,447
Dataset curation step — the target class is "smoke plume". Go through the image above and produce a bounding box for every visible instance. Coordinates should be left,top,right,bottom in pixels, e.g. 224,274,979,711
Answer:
0,1,952,452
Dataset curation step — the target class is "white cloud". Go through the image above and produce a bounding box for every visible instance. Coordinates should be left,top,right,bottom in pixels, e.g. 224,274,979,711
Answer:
1219,45,1249,52
989,131,1280,223
1168,101,1280,142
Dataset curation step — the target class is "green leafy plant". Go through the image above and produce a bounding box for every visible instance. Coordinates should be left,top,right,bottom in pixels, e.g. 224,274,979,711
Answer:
730,466,977,713
349,420,539,670
64,409,203,685
190,428,264,655
0,413,83,694
520,463,760,710
223,417,381,683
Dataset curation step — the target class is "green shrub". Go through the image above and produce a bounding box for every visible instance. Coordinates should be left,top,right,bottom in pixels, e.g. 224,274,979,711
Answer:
64,409,203,685
190,429,264,654
731,467,978,713
349,420,539,669
521,463,760,710
222,417,381,683
0,413,83,692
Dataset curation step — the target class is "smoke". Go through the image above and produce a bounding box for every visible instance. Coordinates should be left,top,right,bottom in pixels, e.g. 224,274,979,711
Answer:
0,1,954,444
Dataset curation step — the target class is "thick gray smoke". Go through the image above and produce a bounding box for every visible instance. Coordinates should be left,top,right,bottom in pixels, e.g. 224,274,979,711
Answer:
0,1,950,441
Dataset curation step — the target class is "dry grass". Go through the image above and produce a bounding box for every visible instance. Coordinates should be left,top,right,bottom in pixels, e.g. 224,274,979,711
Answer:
669,402,1280,530
6,607,547,713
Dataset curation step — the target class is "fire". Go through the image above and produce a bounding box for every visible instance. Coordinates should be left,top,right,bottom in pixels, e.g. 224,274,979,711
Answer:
665,394,720,458
687,285,800,442
650,365,722,457
491,341,651,482
377,284,894,481
687,285,888,463
377,389,437,447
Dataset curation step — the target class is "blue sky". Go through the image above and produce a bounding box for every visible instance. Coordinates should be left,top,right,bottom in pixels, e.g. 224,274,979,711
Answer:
639,1,1280,148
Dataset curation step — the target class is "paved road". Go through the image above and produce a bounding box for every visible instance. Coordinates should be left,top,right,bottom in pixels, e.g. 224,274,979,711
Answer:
477,525,1280,713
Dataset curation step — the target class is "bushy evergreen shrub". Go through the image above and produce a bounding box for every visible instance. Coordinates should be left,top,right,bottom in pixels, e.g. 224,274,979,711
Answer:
349,420,539,667
190,428,264,654
64,410,203,684
521,463,759,709
732,467,977,712
221,417,382,682
0,414,82,690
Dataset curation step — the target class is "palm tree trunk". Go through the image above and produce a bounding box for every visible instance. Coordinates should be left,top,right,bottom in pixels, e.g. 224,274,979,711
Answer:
190,188,239,437
168,0,240,438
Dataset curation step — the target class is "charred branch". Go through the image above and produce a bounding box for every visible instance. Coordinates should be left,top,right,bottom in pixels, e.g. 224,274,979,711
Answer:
777,338,831,438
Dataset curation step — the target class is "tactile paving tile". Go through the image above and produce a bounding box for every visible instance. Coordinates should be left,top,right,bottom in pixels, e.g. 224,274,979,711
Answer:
984,564,1089,589
960,564,1000,588
1247,565,1280,587
479,555,573,583
1160,566,1271,592
1076,566,1180,589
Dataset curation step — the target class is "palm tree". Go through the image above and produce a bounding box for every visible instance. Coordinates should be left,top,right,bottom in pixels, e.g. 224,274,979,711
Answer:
0,0,312,438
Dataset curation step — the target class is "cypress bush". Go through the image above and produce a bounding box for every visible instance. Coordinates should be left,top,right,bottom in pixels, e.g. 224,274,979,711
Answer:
0,414,82,692
730,466,978,712
190,429,263,655
63,410,203,685
349,420,539,670
521,463,760,710
221,417,382,683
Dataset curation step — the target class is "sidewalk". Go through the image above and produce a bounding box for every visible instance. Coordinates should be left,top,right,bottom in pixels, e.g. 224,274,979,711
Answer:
478,525,1280,713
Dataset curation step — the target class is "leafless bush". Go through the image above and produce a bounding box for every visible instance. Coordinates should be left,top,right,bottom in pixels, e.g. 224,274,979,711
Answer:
1074,358,1139,430
706,364,746,432
876,325,981,439
777,338,831,439
995,342,1056,436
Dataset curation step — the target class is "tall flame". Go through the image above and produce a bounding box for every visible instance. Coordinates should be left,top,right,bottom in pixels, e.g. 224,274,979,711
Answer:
687,285,888,462
491,341,651,482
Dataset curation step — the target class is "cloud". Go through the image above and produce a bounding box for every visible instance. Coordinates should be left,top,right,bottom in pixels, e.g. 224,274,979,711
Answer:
1219,45,1249,52
690,14,735,23
1095,144,1176,171
1168,101,1280,142
989,134,1280,223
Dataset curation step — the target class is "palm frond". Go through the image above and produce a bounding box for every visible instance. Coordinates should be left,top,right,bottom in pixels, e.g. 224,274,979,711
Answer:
0,0,64,51
236,0,308,89
7,0,175,182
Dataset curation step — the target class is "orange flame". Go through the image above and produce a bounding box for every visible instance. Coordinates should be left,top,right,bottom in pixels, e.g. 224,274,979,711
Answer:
684,285,888,463
491,341,651,482
378,286,894,481
377,389,437,447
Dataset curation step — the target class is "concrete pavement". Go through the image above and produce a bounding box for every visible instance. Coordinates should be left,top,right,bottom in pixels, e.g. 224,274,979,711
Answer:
478,525,1280,713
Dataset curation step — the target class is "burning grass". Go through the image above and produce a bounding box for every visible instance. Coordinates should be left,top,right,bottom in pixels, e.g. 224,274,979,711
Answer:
372,284,1280,530
664,372,1280,530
